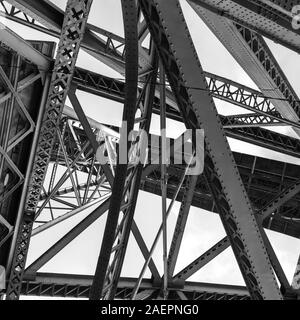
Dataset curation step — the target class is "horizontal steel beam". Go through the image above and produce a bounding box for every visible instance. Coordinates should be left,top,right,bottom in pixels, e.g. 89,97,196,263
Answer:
21,273,250,300
71,67,300,158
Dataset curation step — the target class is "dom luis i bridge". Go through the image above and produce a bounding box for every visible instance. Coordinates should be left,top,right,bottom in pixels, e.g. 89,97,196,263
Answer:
0,0,299,301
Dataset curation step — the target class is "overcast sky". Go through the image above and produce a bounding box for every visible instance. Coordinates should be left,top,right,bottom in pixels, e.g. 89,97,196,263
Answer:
5,0,299,299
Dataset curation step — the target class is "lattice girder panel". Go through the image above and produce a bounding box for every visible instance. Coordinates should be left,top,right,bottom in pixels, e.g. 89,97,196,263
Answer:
189,3,300,139
188,0,300,53
5,0,93,300
0,43,47,260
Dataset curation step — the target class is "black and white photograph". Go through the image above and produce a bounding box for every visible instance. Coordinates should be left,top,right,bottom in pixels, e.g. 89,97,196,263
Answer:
0,0,299,311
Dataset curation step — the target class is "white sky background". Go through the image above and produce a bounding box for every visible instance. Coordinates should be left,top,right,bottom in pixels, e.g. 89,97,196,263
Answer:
3,0,299,299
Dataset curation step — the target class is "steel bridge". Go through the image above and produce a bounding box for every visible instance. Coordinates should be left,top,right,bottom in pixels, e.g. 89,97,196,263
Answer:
0,0,300,300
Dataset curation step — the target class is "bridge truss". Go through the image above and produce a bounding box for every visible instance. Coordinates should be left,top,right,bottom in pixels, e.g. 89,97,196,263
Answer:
0,0,299,300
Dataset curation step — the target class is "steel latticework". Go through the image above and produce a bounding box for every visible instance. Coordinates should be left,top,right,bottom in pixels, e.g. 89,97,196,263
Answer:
0,0,299,301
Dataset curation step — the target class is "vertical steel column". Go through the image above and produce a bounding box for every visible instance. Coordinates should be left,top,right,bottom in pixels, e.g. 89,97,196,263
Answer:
89,0,139,300
159,61,168,300
5,0,93,300
167,175,198,278
101,47,159,300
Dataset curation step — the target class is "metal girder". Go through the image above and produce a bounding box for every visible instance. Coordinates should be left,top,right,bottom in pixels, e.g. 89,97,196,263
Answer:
131,221,161,281
25,199,110,275
172,230,292,295
189,4,300,138
5,0,93,300
67,88,114,186
172,174,300,286
0,40,53,279
72,66,291,127
3,0,300,106
292,255,300,290
2,0,125,73
73,58,300,131
259,228,290,291
63,105,119,139
21,273,250,300
11,120,298,300
73,67,125,102
260,0,297,12
90,0,139,300
140,0,282,299
2,0,300,131
3,0,62,31
26,147,161,286
26,199,161,284
29,114,111,235
174,237,230,281
53,97,300,241
60,116,300,211
225,126,300,159
176,290,188,300
71,67,300,158
39,181,99,202
0,48,45,263
260,178,300,221
68,89,99,153
49,112,300,240
188,0,300,54
234,24,300,127
222,114,286,128
39,112,299,292
33,134,101,221
3,75,51,300
167,175,198,278
132,159,198,300
99,49,159,300
205,71,300,129
142,153,300,239
32,198,105,237
0,54,23,212
0,23,51,71
24,117,297,290
3,0,300,110
0,0,124,44
134,289,155,300
167,170,300,289
0,0,298,303
160,62,168,299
